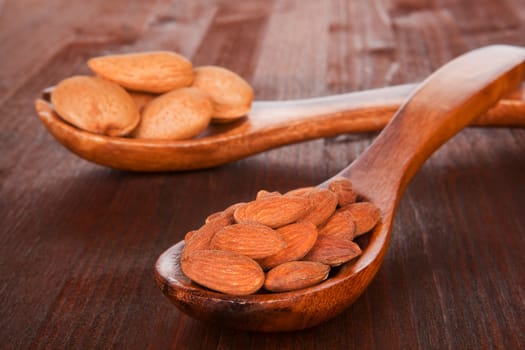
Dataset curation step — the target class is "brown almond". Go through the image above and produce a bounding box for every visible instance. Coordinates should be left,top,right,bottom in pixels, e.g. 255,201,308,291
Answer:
51,75,140,136
129,91,157,112
299,188,338,226
303,235,362,266
181,250,264,295
233,196,310,228
183,214,232,256
132,87,212,140
192,66,254,121
328,178,357,206
284,186,316,197
205,202,245,224
256,190,281,200
340,202,381,236
87,51,194,93
259,222,318,270
210,224,286,259
318,211,356,240
264,261,330,292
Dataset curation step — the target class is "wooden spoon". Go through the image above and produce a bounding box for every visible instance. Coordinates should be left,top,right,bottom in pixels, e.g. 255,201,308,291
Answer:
36,81,525,172
154,45,525,332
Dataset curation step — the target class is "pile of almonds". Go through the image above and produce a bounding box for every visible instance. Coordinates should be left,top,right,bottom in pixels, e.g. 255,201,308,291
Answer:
181,178,380,295
50,51,254,140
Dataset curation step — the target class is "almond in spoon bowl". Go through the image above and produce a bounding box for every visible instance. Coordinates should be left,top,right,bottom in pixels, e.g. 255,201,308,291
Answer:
50,75,140,136
87,51,194,93
192,65,254,122
132,87,213,140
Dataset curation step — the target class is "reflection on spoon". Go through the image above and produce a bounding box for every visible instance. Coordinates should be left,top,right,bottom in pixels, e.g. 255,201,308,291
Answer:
36,79,525,172
154,45,525,331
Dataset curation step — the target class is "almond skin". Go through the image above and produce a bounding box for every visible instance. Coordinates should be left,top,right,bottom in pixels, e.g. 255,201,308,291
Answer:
234,196,310,228
256,190,281,200
210,224,286,259
284,187,316,197
318,210,356,240
303,235,362,266
299,188,338,226
192,65,254,121
87,51,194,93
340,202,381,236
328,178,357,206
132,87,212,140
183,214,232,257
264,261,330,292
205,202,245,224
51,75,140,136
181,250,264,295
128,91,157,112
259,222,318,270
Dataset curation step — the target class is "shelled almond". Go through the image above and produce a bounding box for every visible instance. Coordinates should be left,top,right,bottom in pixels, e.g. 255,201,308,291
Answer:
50,50,254,140
180,178,381,295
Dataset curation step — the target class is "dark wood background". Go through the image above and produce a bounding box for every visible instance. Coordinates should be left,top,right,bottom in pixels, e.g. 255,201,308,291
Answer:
1,0,524,349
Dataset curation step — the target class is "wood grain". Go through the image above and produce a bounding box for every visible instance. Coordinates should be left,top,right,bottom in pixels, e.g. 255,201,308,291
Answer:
1,0,525,348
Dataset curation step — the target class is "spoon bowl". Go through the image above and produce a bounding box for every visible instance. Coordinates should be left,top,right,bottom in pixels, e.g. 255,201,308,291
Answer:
35,82,525,172
154,45,525,332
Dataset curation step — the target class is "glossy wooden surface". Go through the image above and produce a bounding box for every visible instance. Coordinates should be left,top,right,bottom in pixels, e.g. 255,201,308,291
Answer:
2,0,525,348
35,83,525,171
155,45,525,332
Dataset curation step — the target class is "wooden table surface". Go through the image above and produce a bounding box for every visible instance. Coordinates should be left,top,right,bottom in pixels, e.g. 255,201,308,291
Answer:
1,0,525,348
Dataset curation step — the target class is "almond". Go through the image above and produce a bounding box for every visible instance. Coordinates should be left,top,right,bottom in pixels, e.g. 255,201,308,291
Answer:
87,51,194,93
328,178,357,206
259,222,318,270
181,250,264,295
205,202,245,224
51,75,140,136
192,66,254,121
340,202,381,236
299,188,338,226
264,261,330,292
318,210,356,240
303,235,362,266
210,223,286,259
132,87,212,140
284,186,316,197
234,196,310,228
183,214,232,256
256,190,281,200
128,91,157,112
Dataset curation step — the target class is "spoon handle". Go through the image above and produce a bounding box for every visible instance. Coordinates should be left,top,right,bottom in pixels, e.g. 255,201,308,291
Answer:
341,45,525,208
251,83,525,131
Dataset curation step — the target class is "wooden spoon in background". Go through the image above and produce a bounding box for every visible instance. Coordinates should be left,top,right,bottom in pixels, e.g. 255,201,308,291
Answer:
154,45,525,332
35,75,525,172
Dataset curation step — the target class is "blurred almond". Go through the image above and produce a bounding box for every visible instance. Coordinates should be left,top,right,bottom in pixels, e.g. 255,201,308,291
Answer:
284,186,316,197
328,178,357,206
87,51,194,93
256,190,281,200
205,202,245,224
303,235,362,266
192,65,253,121
181,250,264,295
264,261,330,292
51,75,140,136
318,210,356,240
183,214,232,256
210,223,286,259
259,221,318,270
132,87,212,140
234,196,310,228
340,202,381,236
128,91,157,112
299,188,338,226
